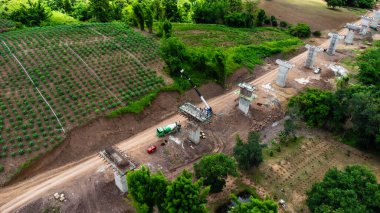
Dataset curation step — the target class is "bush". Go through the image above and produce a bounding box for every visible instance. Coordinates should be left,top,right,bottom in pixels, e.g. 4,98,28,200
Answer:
107,91,158,117
194,153,237,193
264,17,271,25
270,16,277,27
279,21,288,28
0,164,4,173
224,12,253,28
289,23,311,38
157,19,173,38
255,9,266,27
9,0,51,27
233,132,263,170
312,30,322,37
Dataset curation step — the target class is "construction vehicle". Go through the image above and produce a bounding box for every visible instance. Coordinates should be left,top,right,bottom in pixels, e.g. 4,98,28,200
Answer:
156,122,181,137
180,69,213,120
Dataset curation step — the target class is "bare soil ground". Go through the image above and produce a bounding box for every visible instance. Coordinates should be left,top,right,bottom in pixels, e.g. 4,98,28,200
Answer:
251,124,380,212
259,0,361,31
9,83,224,185
1,11,378,213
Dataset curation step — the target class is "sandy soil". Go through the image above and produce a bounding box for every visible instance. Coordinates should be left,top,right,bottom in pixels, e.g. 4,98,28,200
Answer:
0,10,377,213
259,0,361,31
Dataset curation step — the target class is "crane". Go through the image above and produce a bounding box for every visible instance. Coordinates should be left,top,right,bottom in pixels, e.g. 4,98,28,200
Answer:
180,69,213,117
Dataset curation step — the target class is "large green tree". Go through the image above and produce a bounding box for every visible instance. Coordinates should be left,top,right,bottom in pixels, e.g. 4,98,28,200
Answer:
307,165,380,213
90,0,111,22
9,0,51,27
357,42,380,87
233,132,263,170
194,153,238,193
228,196,278,213
133,2,145,30
288,88,341,129
163,170,210,212
162,0,179,21
127,166,168,213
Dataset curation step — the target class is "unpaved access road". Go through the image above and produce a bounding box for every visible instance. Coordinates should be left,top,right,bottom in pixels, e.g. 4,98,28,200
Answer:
0,11,373,212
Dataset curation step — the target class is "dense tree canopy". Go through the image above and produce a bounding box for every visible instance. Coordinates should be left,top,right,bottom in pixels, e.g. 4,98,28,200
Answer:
89,0,111,22
127,167,210,213
194,153,238,193
325,0,377,9
233,132,263,170
163,170,210,212
289,86,380,150
229,196,278,213
357,42,380,87
288,88,340,128
127,166,168,212
307,165,380,213
8,0,51,26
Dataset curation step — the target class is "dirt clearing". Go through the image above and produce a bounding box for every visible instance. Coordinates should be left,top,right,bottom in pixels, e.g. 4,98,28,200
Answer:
259,0,362,31
251,125,380,212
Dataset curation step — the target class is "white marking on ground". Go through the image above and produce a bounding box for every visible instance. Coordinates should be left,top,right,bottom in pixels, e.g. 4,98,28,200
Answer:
1,40,66,133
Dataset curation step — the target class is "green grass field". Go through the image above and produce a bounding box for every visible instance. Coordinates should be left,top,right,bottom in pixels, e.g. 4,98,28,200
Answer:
172,23,303,74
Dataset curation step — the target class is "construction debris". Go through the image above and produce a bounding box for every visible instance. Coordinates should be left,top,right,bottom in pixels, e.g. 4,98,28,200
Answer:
53,193,66,202
327,64,348,77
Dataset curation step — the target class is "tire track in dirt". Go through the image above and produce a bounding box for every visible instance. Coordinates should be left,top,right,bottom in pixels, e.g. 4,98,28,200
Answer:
0,12,372,212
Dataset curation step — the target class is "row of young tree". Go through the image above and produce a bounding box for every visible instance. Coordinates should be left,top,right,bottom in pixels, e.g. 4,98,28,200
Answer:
126,131,272,212
326,0,377,9
288,42,380,150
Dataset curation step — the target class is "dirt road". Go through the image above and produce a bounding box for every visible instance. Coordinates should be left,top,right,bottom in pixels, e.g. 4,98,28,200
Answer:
0,11,373,212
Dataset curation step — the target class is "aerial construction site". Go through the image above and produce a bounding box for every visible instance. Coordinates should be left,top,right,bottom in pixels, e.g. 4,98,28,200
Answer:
0,0,380,212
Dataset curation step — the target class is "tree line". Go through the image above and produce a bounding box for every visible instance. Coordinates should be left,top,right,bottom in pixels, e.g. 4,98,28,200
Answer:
325,0,377,9
126,131,276,212
289,41,380,151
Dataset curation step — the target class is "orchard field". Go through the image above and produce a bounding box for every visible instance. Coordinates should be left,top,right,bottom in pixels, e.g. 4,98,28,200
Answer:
0,23,165,184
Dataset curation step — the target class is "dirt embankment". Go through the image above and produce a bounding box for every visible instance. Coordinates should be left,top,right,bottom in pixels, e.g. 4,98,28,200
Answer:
8,83,224,185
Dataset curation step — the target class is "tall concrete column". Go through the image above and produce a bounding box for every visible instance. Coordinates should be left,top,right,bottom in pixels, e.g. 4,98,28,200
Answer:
187,121,201,144
305,44,323,69
114,172,128,193
276,59,295,87
237,82,255,115
370,10,380,28
360,16,373,35
327,33,344,55
344,23,360,45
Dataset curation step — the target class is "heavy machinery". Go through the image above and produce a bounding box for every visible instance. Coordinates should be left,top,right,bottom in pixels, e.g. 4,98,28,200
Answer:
156,122,181,137
179,69,213,121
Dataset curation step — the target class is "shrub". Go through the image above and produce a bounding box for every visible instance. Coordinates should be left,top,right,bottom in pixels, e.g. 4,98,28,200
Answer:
255,9,266,27
224,12,253,28
312,30,322,37
289,23,311,38
270,16,278,27
279,21,288,28
157,19,173,38
9,0,51,27
264,17,271,25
